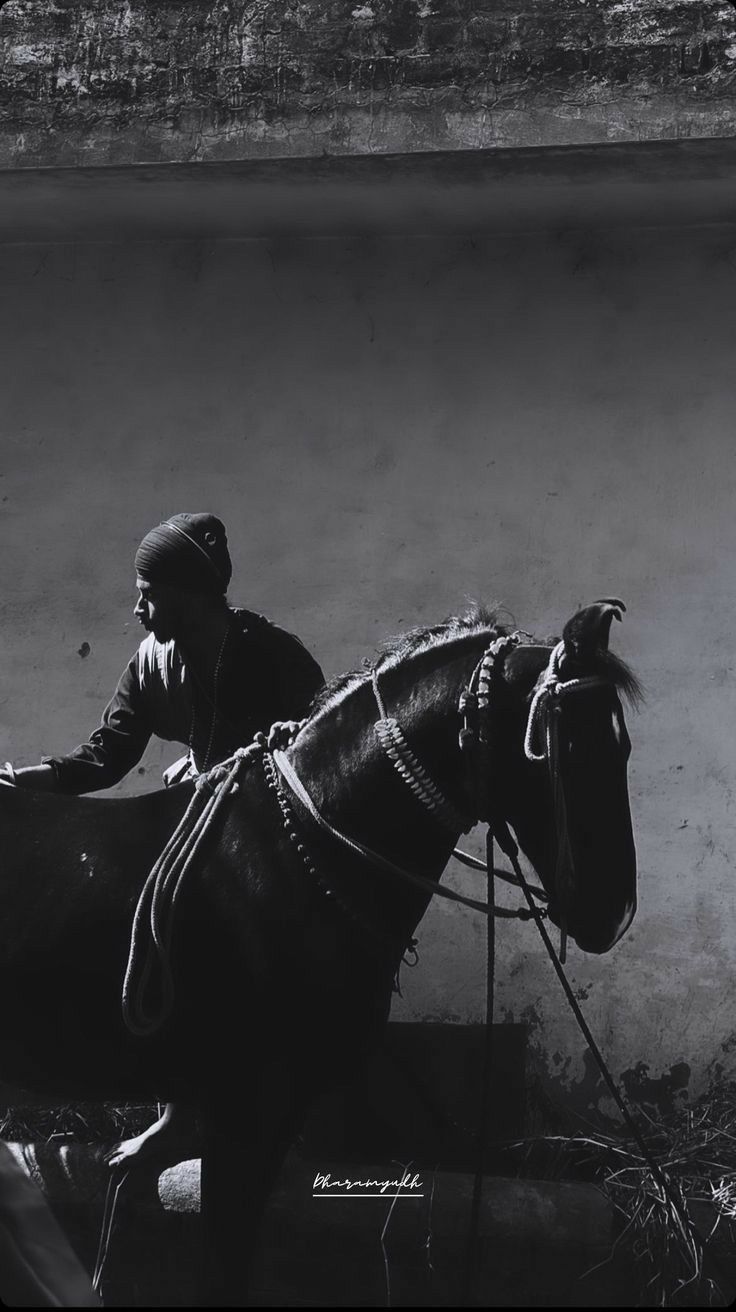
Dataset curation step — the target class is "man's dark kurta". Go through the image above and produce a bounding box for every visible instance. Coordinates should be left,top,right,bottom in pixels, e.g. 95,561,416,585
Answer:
43,608,325,793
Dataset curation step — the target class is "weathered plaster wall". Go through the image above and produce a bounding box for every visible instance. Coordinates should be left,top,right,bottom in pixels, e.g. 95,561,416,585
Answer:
1,224,734,1115
3,1,736,166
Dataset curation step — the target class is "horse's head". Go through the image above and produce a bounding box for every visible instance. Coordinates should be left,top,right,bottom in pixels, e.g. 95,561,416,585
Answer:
497,600,640,954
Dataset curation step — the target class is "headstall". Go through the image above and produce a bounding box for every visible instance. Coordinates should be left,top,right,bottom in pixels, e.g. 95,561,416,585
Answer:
371,632,617,958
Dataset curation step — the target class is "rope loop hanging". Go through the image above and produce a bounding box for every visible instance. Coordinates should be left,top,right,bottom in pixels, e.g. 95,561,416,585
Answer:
122,744,257,1037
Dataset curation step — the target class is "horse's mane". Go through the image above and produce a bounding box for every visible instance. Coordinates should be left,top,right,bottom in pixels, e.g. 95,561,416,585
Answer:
307,603,507,718
307,600,642,721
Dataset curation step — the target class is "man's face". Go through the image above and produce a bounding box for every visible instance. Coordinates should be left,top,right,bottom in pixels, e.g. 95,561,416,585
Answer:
134,577,183,642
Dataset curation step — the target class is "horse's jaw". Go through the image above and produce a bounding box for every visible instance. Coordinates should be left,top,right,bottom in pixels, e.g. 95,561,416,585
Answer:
564,892,637,954
552,843,638,955
511,819,638,957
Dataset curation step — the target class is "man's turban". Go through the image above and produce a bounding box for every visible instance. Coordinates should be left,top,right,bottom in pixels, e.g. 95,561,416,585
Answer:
134,513,232,596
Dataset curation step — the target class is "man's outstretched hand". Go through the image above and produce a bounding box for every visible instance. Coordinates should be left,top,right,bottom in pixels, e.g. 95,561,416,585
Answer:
0,764,57,791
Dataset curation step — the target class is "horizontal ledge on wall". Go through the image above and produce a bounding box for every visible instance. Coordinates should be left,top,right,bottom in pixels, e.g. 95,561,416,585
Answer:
2,136,736,244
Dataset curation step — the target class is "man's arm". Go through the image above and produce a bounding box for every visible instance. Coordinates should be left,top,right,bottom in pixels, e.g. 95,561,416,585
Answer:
7,653,153,795
0,762,56,791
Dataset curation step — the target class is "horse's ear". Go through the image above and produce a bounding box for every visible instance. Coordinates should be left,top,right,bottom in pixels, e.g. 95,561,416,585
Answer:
563,598,626,663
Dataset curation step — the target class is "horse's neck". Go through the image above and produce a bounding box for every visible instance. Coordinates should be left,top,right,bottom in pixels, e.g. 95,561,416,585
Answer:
289,651,477,870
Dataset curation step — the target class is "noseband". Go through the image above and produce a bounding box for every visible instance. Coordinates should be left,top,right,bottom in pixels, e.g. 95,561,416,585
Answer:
522,640,618,956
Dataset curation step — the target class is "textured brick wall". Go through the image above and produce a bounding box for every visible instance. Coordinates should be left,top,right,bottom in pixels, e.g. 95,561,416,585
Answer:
2,1,736,166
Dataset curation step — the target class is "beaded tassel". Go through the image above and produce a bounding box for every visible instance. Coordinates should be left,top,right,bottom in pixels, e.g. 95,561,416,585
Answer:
262,751,405,954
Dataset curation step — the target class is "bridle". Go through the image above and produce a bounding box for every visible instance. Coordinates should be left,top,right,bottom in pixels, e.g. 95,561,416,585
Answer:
268,631,550,933
521,638,624,957
270,628,626,946
371,630,619,957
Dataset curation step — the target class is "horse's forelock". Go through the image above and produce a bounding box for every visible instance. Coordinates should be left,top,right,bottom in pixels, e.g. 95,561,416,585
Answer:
592,649,644,708
537,639,643,708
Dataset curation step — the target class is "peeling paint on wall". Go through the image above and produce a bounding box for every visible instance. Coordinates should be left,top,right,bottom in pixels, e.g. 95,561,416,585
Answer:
620,1060,691,1116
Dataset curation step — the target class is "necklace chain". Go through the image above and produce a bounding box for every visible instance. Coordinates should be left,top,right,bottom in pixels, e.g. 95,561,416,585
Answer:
188,619,232,773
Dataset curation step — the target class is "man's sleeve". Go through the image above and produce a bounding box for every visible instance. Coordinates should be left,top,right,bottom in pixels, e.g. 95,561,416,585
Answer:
42,653,153,794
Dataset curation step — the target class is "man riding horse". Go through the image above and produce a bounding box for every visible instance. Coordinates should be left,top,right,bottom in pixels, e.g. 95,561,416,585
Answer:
0,587,638,1305
0,511,325,1170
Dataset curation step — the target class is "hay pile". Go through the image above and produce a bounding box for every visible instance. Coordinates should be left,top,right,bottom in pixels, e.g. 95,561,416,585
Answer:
519,1079,736,1307
0,1102,157,1146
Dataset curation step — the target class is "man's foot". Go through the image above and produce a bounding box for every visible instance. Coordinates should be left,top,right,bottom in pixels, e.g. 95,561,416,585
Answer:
105,1104,200,1173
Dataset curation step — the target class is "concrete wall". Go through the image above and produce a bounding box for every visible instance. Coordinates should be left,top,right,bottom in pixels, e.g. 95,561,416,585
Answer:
1,219,734,1114
3,0,736,166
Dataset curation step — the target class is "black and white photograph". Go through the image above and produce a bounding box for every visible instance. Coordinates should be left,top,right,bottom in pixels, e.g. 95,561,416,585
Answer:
1,1,736,1306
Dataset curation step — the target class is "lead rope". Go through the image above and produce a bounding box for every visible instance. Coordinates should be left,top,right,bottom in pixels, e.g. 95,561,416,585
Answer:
96,744,258,1299
461,827,496,1307
460,640,723,1299
92,1168,130,1296
492,818,729,1299
122,743,256,1037
546,709,570,962
461,641,507,1304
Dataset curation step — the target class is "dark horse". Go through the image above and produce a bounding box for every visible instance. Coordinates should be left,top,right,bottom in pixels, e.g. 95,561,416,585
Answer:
0,600,639,1303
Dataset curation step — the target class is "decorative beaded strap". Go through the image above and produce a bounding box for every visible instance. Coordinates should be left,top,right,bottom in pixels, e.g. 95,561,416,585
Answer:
475,634,520,736
271,747,539,922
262,749,411,953
374,717,475,834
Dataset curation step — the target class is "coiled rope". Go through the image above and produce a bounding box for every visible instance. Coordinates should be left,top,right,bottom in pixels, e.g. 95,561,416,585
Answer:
121,744,257,1037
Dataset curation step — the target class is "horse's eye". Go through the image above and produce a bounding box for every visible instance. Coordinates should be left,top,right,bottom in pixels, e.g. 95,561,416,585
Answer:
611,707,631,758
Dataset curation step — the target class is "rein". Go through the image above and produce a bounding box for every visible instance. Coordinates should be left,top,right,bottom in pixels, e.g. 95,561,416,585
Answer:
122,745,256,1037
271,748,537,923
